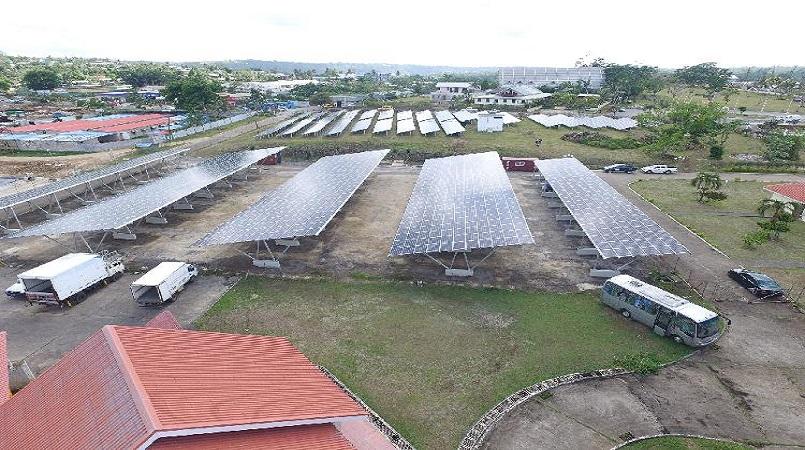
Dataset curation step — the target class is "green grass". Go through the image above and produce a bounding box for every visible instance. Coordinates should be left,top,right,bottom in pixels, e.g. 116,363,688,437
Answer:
195,277,689,449
658,87,805,114
622,436,753,450
0,149,81,157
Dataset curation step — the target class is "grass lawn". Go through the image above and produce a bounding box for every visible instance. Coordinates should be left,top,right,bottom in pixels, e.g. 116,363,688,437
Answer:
622,436,753,450
0,149,82,157
658,87,805,114
195,277,689,449
631,179,805,290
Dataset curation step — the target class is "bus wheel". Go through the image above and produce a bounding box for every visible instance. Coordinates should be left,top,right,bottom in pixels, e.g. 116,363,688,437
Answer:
621,309,631,319
672,335,683,344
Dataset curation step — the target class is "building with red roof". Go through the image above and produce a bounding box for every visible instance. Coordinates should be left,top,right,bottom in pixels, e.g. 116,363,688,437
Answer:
0,313,398,449
765,182,805,221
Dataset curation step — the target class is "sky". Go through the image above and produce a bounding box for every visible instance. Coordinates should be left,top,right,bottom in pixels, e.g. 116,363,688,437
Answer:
3,0,803,68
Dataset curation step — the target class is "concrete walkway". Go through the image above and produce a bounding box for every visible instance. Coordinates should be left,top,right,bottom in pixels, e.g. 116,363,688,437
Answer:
481,173,805,449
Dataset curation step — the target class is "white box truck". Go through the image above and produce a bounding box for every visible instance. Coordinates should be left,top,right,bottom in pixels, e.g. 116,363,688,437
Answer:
18,252,125,307
130,262,197,306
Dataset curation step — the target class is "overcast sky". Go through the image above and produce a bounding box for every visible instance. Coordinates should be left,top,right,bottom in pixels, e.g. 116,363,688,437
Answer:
3,0,803,68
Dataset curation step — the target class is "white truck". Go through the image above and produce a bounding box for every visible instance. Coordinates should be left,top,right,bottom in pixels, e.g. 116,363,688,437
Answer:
130,262,197,306
17,252,125,307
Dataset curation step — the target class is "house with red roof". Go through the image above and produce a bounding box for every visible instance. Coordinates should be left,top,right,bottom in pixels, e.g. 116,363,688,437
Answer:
0,311,400,450
764,182,805,221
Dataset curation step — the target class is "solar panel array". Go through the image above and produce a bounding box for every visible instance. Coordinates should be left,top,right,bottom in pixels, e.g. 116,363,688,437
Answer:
396,117,416,134
7,148,282,238
257,112,308,137
280,113,323,136
377,109,394,120
535,157,689,259
396,110,413,121
0,147,190,211
528,114,637,130
499,112,521,125
434,110,466,136
389,151,534,256
351,118,373,133
196,149,389,245
452,109,478,123
373,118,393,134
416,110,440,135
326,110,360,136
303,110,344,136
359,109,378,120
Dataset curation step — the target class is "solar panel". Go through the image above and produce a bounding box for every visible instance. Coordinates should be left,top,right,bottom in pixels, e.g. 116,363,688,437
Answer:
257,112,307,137
359,109,377,120
527,114,637,130
418,119,440,135
303,110,344,136
434,111,465,136
377,109,394,120
7,148,282,238
415,110,433,121
452,109,478,123
535,157,689,259
351,118,373,133
396,110,413,121
373,118,393,134
499,112,521,124
196,149,389,245
326,110,360,136
396,118,416,134
389,151,534,256
0,147,189,211
434,110,454,122
280,113,323,136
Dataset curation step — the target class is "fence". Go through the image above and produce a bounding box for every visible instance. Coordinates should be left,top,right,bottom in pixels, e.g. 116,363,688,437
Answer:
162,112,257,140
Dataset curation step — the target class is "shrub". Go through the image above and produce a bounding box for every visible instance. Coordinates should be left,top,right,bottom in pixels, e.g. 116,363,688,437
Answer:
709,145,724,159
561,131,645,149
743,229,771,248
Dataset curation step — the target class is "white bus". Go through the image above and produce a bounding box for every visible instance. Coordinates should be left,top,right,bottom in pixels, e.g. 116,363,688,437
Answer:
601,275,723,347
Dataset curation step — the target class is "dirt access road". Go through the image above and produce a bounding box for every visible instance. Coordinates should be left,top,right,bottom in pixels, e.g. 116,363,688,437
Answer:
481,172,805,449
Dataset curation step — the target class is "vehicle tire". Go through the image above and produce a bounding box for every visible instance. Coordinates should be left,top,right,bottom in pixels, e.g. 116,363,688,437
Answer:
672,335,683,344
665,170,671,174
621,309,631,319
112,272,122,281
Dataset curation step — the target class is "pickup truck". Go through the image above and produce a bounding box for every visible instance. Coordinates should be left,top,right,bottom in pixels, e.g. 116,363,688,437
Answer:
17,252,125,307
641,164,678,174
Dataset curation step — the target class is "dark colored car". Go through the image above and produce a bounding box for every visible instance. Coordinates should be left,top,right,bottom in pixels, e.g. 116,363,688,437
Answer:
728,268,784,298
603,163,637,174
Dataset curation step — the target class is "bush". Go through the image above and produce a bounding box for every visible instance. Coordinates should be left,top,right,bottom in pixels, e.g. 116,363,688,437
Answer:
709,145,724,159
743,229,771,248
763,131,803,161
614,352,664,375
561,131,645,149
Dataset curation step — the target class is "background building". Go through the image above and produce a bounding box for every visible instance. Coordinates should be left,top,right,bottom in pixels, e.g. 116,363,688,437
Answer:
429,82,476,104
499,67,605,89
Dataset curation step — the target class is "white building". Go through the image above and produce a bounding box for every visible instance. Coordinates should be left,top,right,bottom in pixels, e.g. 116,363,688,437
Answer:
473,84,552,106
477,111,504,132
764,182,805,221
429,82,476,103
499,67,605,89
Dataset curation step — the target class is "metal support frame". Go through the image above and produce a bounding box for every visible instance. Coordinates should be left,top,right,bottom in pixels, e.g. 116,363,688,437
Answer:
590,258,635,278
145,209,169,224
112,225,137,240
423,248,497,277
1,206,23,232
239,240,282,268
172,197,195,211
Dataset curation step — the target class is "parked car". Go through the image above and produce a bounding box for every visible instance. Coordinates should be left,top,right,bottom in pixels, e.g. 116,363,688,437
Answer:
5,281,25,299
603,163,637,174
641,164,678,174
728,268,784,298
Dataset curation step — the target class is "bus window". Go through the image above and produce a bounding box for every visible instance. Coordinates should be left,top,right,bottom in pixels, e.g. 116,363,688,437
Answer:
603,281,618,295
674,316,696,336
697,317,720,338
638,299,659,315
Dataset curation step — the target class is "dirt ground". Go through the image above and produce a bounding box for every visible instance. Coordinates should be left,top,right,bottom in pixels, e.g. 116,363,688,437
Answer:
1,162,598,292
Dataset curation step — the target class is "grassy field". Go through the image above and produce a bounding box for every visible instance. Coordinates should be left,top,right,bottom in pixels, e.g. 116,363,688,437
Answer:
196,277,689,449
622,436,753,450
658,87,805,114
631,179,805,290
0,149,84,157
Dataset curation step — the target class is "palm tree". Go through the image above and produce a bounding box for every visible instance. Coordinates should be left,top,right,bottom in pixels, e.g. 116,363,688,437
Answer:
691,172,723,202
758,199,794,239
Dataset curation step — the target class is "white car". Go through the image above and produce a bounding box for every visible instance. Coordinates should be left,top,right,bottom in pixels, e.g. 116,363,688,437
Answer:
641,165,678,174
5,280,25,299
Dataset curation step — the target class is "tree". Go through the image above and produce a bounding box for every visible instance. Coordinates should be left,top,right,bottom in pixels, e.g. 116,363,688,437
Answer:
308,92,331,106
162,71,224,112
690,172,726,202
675,63,732,97
117,64,177,87
22,68,61,90
763,131,802,161
0,75,10,92
602,64,662,102
757,199,795,240
638,102,738,156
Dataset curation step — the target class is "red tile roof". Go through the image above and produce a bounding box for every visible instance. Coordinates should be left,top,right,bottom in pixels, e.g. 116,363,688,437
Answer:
0,326,368,449
145,311,183,330
4,114,168,134
765,182,805,203
0,332,9,404
149,423,355,450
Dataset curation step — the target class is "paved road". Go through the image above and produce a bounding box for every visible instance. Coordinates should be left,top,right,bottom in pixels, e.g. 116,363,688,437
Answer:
482,173,805,449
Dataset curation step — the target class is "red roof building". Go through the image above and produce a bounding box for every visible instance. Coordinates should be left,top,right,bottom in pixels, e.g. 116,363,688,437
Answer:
0,315,396,449
0,332,8,404
765,182,805,221
3,114,169,134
